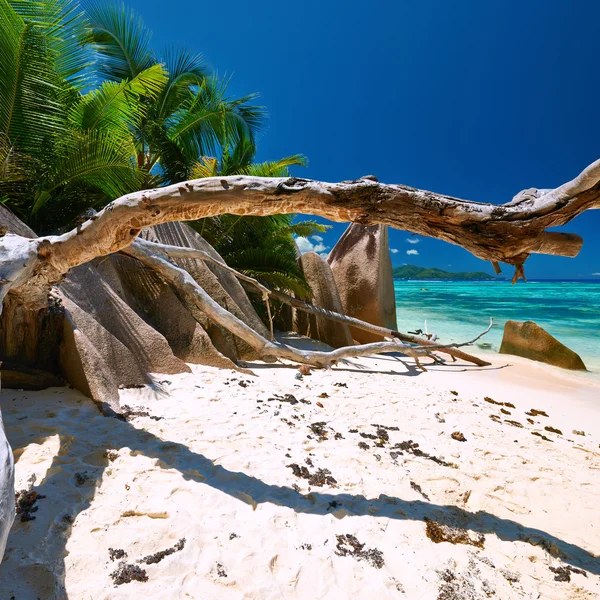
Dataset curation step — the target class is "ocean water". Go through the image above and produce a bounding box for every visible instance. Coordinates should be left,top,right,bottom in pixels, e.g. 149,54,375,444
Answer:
393,280,600,374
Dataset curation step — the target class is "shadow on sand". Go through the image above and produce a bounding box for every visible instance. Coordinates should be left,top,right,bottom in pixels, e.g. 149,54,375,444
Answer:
0,382,598,598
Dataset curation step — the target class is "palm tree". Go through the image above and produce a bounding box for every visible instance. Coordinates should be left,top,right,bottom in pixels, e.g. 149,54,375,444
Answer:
86,1,326,296
0,0,152,233
1,0,324,296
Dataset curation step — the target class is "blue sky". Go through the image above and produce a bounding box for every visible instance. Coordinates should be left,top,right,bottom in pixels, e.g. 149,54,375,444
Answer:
126,0,600,279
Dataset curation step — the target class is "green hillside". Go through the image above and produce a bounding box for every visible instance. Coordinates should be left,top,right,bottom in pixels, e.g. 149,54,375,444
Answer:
392,265,497,281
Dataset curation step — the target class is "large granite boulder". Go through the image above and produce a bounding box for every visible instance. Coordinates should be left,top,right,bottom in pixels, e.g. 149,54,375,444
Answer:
327,224,397,343
1,204,265,412
294,252,353,348
141,222,270,360
58,262,191,413
499,320,587,371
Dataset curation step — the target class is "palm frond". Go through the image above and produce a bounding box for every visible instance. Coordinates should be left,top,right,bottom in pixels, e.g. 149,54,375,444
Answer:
10,0,93,89
189,156,219,179
0,2,65,153
32,130,141,214
86,0,155,82
69,63,167,137
154,46,208,120
223,247,311,298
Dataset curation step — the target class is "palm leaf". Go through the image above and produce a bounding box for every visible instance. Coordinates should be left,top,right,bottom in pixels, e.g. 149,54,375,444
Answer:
154,46,208,120
10,0,93,89
69,63,167,137
32,130,142,214
0,2,65,153
86,0,155,82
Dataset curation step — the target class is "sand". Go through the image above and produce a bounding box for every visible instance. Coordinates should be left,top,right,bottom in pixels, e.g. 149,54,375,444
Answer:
1,349,599,599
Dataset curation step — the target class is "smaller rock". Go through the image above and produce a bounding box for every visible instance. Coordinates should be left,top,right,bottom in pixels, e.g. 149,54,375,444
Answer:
500,320,586,370
451,431,467,442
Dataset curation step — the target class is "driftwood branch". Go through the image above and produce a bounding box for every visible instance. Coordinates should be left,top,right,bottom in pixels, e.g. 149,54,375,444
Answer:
121,242,493,369
132,239,491,367
2,157,600,315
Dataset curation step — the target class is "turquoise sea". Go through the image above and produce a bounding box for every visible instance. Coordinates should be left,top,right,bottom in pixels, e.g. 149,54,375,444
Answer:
393,280,600,374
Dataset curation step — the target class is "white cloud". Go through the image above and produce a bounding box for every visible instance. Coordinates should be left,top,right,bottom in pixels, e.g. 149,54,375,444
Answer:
406,237,420,244
295,236,330,258
312,235,323,242
390,248,398,254
406,249,419,256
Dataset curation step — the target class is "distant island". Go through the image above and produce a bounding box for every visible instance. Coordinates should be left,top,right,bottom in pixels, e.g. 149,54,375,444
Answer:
392,265,497,281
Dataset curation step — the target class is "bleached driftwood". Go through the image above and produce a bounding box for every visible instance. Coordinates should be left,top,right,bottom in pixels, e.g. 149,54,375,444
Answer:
0,406,15,559
133,238,491,367
121,241,494,369
2,157,600,316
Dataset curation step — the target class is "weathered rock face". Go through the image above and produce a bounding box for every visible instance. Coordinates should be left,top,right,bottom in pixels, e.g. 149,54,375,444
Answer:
142,222,269,360
327,224,397,343
0,206,264,412
58,262,191,413
499,320,587,371
294,252,353,348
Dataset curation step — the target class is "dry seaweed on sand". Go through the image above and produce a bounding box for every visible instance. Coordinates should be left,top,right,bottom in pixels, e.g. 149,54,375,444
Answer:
138,538,186,565
526,408,549,417
15,489,46,522
410,481,430,500
108,548,127,561
484,397,515,409
110,562,148,585
451,431,467,442
334,534,384,569
544,425,563,435
425,518,485,548
287,463,337,487
392,440,457,468
549,565,587,582
120,404,163,422
531,431,553,442
268,393,310,405
309,422,329,441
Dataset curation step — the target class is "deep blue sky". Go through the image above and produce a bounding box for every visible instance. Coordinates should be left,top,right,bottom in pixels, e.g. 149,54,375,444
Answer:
127,0,600,279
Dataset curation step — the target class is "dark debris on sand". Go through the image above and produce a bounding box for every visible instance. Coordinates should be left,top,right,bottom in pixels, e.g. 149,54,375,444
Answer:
335,534,384,569
425,518,485,548
110,562,148,585
532,431,553,442
544,425,563,435
287,463,337,487
410,481,430,500
526,408,549,417
108,548,127,561
15,489,46,522
549,565,587,582
484,396,515,409
120,405,163,422
393,440,457,468
451,431,466,442
138,538,186,565
309,422,329,441
216,563,228,577
268,393,310,405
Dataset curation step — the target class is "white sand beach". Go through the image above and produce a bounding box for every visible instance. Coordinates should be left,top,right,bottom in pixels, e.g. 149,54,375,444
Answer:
1,351,599,600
